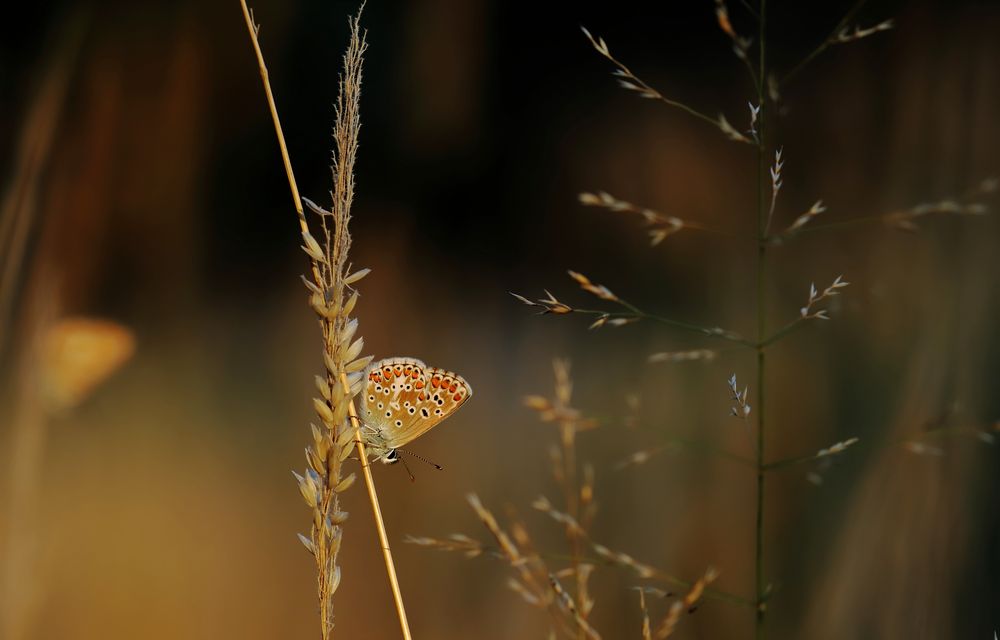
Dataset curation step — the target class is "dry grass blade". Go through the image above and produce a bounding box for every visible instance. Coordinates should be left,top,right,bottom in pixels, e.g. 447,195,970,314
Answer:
0,19,87,640
0,17,84,359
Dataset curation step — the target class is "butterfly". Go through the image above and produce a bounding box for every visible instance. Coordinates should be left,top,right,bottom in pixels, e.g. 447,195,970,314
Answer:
357,357,472,465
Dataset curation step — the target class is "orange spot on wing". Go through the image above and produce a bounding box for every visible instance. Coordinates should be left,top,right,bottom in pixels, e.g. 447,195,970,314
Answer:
414,381,425,389
453,393,462,402
431,377,440,388
418,392,426,401
449,383,458,393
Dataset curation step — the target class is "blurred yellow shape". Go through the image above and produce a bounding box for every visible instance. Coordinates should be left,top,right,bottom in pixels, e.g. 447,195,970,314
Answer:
40,317,135,411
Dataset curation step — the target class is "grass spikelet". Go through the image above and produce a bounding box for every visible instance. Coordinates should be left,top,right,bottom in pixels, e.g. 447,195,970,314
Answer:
549,572,602,640
577,191,686,244
579,25,750,143
654,567,718,639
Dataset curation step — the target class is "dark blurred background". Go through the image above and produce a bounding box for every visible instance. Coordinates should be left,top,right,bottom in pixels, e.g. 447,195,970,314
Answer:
1,1,998,638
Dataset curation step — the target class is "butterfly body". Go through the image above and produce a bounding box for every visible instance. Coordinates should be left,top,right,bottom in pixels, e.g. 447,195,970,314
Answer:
358,357,472,464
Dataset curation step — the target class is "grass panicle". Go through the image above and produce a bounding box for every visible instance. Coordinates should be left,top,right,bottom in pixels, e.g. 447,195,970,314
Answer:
505,3,991,639
411,363,729,638
239,4,412,638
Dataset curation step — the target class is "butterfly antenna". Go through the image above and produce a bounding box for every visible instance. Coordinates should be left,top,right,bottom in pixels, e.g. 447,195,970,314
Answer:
399,456,416,483
398,449,443,471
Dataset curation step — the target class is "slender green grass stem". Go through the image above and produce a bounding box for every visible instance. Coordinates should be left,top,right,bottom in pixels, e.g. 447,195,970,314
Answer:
759,318,806,347
571,307,756,348
755,1,768,637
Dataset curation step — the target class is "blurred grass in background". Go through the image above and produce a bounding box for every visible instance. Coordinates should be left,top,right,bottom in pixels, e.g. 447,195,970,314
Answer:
1,1,998,638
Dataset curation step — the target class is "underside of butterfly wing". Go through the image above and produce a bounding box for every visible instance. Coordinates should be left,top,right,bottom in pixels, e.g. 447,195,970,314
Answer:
358,357,472,462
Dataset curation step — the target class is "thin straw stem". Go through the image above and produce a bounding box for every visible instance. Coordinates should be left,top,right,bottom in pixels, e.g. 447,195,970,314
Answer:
342,373,413,640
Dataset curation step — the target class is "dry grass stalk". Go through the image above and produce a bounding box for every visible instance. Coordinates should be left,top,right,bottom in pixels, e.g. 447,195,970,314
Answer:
413,364,745,636
831,19,894,44
636,589,653,640
773,180,994,243
653,567,718,639
580,26,751,144
0,19,82,358
411,365,601,638
522,360,597,637
799,275,849,320
533,360,597,624
577,191,686,245
239,4,411,639
0,21,89,640
884,193,990,232
714,0,752,60
464,493,582,636
516,5,992,639
403,533,485,558
549,573,602,640
648,349,717,364
513,276,752,346
782,200,826,235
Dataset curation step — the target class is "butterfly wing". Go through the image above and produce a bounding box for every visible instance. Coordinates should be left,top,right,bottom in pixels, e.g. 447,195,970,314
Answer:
359,357,472,450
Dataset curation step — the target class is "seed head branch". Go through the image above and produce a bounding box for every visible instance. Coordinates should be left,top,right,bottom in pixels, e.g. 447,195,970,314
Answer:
580,26,752,144
578,191,742,243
